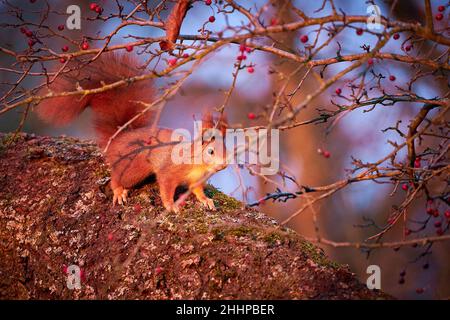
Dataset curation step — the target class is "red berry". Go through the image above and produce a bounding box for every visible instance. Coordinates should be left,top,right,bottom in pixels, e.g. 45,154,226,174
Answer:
205,0,212,5
208,16,215,23
28,39,36,47
62,265,68,274
445,210,450,219
389,75,396,81
89,3,98,11
270,18,278,26
20,27,27,34
237,54,247,61
168,58,177,66
95,6,102,14
245,47,252,53
367,58,374,65
401,184,408,191
247,66,254,74
435,13,443,21
182,53,189,58
300,35,308,43
414,159,421,168
426,207,434,215
356,28,363,36
438,6,445,12
404,228,411,236
399,270,406,277
107,233,114,241
427,199,433,205
323,151,331,158
335,88,342,95
25,30,33,37
405,45,412,51
239,43,246,52
59,57,66,63
398,278,405,284
433,210,439,217
125,45,133,52
434,221,442,228
247,112,256,120
62,45,69,52
436,228,443,236
393,33,400,40
416,288,424,294
58,24,64,31
81,42,89,50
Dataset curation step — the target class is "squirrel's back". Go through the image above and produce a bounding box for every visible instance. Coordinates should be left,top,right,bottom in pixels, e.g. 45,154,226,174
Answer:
36,52,155,147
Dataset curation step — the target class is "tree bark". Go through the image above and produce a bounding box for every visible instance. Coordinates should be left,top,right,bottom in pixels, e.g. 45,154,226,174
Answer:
0,133,390,299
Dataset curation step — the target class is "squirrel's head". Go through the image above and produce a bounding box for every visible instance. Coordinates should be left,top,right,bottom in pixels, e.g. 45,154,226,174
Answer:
201,112,228,172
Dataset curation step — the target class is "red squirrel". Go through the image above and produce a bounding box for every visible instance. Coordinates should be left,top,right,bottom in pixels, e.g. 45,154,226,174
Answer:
36,52,227,212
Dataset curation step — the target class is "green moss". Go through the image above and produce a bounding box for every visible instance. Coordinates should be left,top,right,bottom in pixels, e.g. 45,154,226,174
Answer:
205,185,242,211
228,226,254,237
94,165,110,179
299,240,340,269
263,231,283,246
211,228,225,241
1,133,21,145
0,133,21,155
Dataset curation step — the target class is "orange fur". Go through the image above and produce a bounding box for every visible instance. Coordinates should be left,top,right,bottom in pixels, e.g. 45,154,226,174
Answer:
36,53,227,212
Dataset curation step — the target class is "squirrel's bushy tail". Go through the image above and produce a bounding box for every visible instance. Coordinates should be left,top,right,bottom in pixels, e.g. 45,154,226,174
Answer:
36,52,154,147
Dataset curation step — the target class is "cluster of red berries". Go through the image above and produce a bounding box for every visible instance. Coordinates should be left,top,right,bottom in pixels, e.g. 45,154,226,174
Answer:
205,0,212,5
436,5,446,20
237,43,255,74
20,27,37,48
89,3,103,14
426,200,448,236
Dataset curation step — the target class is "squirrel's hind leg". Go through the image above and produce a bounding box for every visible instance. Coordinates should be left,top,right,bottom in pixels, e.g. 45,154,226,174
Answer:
157,174,179,213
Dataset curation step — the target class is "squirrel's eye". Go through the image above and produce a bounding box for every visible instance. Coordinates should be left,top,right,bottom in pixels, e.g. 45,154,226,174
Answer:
208,148,214,155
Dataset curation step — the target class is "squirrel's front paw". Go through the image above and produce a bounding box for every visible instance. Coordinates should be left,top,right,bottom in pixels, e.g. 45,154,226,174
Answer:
201,198,216,211
113,187,128,206
165,204,180,213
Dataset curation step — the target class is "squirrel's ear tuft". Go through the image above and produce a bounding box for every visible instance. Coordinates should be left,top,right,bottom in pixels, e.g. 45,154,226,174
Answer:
202,112,214,128
201,111,228,136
